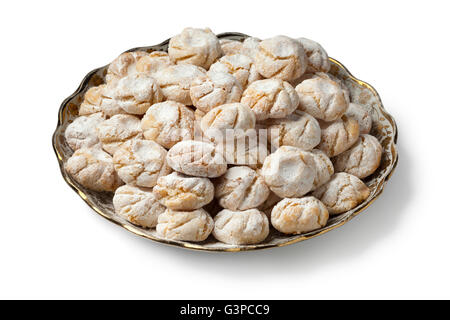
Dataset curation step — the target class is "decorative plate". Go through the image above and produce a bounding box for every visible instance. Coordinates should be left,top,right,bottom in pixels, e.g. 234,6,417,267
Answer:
52,32,398,252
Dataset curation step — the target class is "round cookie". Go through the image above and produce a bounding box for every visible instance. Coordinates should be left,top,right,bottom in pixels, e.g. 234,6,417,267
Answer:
156,208,214,242
79,85,124,117
200,103,255,140
209,54,262,89
271,197,329,234
295,76,349,122
110,73,164,115
310,149,334,190
113,185,165,228
106,51,149,83
254,35,307,81
113,139,171,188
153,172,214,211
265,111,321,150
241,37,261,59
135,51,173,76
65,147,123,192
65,113,104,151
345,102,372,135
219,39,243,56
312,172,370,214
153,64,206,105
190,70,243,113
261,146,316,198
215,166,270,210
168,27,222,69
166,140,227,178
213,209,269,245
333,134,382,179
241,79,299,121
317,115,360,157
141,101,195,149
96,114,143,155
297,38,330,73
217,137,269,169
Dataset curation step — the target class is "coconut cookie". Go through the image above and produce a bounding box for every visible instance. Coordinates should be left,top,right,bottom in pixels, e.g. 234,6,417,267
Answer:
113,185,165,228
261,146,316,198
65,113,104,151
295,76,349,122
215,166,270,211
200,103,255,140
106,51,149,83
167,140,227,178
317,115,360,157
141,101,195,149
96,114,143,155
156,208,214,242
333,134,382,179
113,139,171,188
241,79,299,121
345,102,372,135
271,197,329,234
154,64,206,105
254,35,307,81
297,38,330,73
153,172,214,211
310,149,334,190
213,209,269,245
190,71,242,113
110,73,164,115
219,39,243,56
168,27,222,70
135,51,173,76
209,54,262,89
312,172,370,214
65,147,123,192
265,111,321,150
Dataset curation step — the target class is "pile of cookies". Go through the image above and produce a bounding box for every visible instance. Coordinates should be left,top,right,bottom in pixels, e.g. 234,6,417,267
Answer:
64,27,382,245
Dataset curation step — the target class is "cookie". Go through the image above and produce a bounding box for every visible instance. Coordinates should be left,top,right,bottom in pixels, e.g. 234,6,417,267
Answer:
106,51,149,83
333,134,382,179
96,114,143,155
190,70,242,113
219,39,243,56
200,103,255,140
295,76,349,122
113,185,165,228
271,197,329,234
317,115,360,157
217,137,269,169
345,102,372,135
65,113,104,151
113,139,172,188
254,35,307,81
297,38,330,73
135,51,173,76
65,147,123,192
166,140,227,178
168,27,222,69
209,54,262,89
312,172,370,214
153,64,206,105
79,85,123,117
213,209,269,245
265,110,321,150
241,37,261,59
156,208,214,242
310,149,334,190
110,73,164,115
241,79,299,121
215,166,270,210
153,172,214,210
261,146,316,198
141,101,195,149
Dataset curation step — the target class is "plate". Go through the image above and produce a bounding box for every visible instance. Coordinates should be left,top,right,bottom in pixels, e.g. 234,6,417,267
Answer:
52,32,398,252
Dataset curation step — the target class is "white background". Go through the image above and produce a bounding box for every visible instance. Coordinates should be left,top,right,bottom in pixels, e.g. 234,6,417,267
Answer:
1,0,449,299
